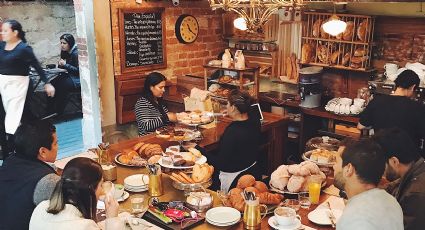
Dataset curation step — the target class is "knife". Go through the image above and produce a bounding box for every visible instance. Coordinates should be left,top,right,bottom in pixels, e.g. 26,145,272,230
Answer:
325,201,336,228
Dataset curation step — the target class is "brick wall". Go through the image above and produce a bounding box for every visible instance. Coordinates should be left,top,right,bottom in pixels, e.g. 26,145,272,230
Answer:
110,0,227,78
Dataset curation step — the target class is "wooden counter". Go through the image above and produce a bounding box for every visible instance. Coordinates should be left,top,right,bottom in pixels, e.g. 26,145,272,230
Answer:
109,112,288,175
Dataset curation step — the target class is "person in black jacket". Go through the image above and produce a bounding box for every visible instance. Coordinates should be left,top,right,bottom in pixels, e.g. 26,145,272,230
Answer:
0,120,60,230
0,19,55,159
185,89,262,192
46,34,80,117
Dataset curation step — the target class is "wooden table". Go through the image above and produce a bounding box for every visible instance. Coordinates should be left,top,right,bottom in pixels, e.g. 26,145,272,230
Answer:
109,165,334,230
109,112,288,175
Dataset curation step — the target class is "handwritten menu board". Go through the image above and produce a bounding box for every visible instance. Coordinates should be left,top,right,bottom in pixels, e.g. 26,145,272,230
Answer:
119,8,167,73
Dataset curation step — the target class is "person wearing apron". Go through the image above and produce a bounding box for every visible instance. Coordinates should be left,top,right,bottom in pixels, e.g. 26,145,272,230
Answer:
0,19,55,159
185,89,262,193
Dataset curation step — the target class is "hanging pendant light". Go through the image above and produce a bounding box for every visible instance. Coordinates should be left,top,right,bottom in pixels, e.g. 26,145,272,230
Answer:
233,17,248,31
322,14,347,36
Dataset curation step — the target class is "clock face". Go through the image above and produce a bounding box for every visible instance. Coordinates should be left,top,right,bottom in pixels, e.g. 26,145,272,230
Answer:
175,15,199,44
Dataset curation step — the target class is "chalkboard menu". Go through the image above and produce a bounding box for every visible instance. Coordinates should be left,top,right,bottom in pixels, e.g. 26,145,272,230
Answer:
119,8,167,73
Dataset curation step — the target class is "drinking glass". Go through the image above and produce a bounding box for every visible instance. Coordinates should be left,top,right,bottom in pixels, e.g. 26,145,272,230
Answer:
308,175,322,204
298,192,311,209
131,194,148,217
283,199,301,211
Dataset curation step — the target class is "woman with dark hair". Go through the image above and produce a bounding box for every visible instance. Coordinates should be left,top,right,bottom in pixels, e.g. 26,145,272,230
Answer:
0,19,55,159
29,157,124,229
134,72,177,135
46,33,80,117
185,89,261,192
358,69,425,154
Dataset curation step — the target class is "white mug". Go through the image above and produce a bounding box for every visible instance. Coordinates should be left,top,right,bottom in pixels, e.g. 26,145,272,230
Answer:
384,63,398,76
274,207,301,226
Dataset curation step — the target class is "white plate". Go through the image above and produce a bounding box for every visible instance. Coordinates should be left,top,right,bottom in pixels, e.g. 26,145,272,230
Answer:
206,217,240,227
206,207,241,224
114,153,147,168
307,208,343,225
124,174,149,187
124,187,148,192
158,155,207,169
268,216,301,230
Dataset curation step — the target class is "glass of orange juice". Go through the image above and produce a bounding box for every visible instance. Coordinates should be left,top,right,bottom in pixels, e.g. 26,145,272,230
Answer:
308,175,322,204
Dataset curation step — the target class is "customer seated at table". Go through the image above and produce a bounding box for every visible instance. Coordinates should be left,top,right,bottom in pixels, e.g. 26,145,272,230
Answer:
358,69,425,157
29,157,124,230
372,128,425,230
0,120,60,230
46,34,80,118
333,139,403,230
135,72,177,135
185,89,261,192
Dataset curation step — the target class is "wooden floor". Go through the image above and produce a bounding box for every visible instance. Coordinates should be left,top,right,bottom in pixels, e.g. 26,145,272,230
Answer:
55,117,84,159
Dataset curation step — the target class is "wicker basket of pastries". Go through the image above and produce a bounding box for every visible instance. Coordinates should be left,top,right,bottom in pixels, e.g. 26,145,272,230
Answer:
169,163,214,191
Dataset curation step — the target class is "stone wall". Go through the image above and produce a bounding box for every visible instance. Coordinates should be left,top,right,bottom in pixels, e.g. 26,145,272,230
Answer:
110,0,227,78
0,1,76,65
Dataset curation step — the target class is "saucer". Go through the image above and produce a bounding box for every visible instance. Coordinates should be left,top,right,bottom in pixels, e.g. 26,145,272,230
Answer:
268,216,301,230
117,191,130,202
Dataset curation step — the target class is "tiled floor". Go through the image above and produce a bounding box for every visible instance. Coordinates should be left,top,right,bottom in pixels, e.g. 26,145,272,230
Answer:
54,117,84,159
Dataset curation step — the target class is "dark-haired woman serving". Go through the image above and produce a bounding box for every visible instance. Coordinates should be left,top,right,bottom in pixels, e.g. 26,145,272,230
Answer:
134,72,177,136
0,19,55,158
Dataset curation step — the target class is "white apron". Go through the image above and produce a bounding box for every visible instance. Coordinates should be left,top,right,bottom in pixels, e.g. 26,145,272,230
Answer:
219,161,257,194
0,74,29,134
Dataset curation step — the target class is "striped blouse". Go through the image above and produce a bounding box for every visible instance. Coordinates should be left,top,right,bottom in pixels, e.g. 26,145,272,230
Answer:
134,96,169,136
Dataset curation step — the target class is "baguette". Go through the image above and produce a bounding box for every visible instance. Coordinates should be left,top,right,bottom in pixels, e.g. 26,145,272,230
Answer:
258,192,284,205
179,172,195,184
172,172,190,183
331,51,341,64
170,175,181,183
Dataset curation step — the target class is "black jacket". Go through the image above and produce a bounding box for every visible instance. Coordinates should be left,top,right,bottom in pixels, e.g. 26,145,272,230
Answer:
59,45,80,88
0,155,56,230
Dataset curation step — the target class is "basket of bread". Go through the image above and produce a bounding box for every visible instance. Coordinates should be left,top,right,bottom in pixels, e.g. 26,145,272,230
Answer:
225,175,284,212
170,163,214,191
269,161,326,194
115,142,163,167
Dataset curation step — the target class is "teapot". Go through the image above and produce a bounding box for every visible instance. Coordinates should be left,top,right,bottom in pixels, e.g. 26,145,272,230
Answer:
242,195,267,229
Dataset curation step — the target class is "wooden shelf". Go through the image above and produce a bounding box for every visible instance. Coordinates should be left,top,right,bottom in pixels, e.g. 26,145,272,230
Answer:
302,37,374,46
224,37,277,43
208,79,255,87
203,64,259,72
300,62,376,73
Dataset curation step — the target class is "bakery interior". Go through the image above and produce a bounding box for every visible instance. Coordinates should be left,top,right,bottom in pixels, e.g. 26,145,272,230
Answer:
2,0,425,229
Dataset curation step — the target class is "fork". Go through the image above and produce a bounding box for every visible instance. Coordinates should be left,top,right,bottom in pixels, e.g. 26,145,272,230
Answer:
325,202,336,228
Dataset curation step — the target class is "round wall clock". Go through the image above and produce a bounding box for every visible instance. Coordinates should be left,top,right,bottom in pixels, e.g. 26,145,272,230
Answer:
175,14,199,44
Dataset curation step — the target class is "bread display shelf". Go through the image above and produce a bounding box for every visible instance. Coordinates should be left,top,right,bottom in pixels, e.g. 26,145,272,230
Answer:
300,62,376,73
208,79,255,87
301,12,375,71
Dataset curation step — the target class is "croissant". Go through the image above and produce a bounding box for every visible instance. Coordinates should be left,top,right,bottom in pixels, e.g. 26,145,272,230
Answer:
258,192,284,205
229,188,245,211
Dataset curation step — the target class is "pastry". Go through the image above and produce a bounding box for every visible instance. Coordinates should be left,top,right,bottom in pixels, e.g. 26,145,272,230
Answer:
188,147,202,158
181,152,196,162
229,188,245,211
244,186,259,194
331,50,341,64
351,56,368,64
148,155,161,164
258,192,283,205
133,142,145,152
342,21,354,41
354,48,366,57
173,130,186,141
286,175,306,193
173,159,186,166
286,56,293,79
270,165,290,190
253,181,269,193
161,156,173,165
118,154,131,164
317,45,329,64
341,52,351,66
301,43,314,63
184,161,195,167
312,19,322,37
236,174,256,189
192,163,211,183
357,19,368,41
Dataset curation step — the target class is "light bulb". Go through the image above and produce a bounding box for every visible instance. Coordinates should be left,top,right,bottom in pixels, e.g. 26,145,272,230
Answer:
233,17,247,31
322,15,347,37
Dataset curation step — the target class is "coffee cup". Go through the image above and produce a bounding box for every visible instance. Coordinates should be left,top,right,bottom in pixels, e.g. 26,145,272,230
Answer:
114,184,125,199
384,63,398,75
274,207,301,226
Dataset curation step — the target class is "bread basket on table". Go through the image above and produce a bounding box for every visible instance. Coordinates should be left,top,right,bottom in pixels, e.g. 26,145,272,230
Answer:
169,163,214,195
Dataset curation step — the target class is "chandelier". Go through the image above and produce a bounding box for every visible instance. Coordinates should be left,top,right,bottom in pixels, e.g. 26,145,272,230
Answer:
209,0,302,33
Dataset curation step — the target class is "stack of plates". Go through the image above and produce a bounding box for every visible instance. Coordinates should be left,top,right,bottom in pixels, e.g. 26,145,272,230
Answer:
205,207,241,227
123,174,149,192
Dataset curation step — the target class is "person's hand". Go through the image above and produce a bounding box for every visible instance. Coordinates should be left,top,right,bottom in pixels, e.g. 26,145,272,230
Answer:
182,142,197,151
44,83,55,97
105,195,119,219
58,59,66,67
167,112,177,122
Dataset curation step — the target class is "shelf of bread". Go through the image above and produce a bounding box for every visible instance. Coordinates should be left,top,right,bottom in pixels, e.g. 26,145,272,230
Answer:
301,12,375,72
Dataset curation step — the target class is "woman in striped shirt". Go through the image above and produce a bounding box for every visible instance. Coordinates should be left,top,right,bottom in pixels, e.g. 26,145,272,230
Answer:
134,72,177,135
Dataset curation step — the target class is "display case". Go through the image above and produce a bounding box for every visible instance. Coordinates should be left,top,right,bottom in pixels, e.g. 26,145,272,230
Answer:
203,64,260,102
301,12,375,72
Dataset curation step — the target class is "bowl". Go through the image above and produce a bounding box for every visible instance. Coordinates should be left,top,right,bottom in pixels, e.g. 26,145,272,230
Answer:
185,191,214,212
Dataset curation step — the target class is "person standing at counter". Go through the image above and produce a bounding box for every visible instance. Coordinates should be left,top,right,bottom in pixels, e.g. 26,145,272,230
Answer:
358,69,425,156
186,89,261,192
373,128,425,230
46,34,80,118
29,157,124,230
0,19,55,159
134,72,177,136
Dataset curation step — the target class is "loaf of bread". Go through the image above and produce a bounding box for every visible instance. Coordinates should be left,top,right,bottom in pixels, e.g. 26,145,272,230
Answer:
354,48,366,57
351,55,368,64
317,45,330,64
312,19,322,37
331,51,341,64
357,20,368,42
237,174,256,189
341,52,351,66
301,43,314,63
286,56,293,79
258,192,283,205
342,21,354,41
